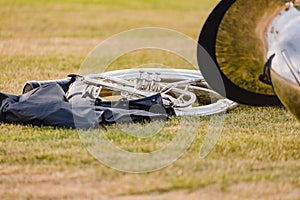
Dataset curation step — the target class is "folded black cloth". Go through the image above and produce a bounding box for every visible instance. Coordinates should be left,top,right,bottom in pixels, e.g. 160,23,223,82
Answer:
0,83,173,129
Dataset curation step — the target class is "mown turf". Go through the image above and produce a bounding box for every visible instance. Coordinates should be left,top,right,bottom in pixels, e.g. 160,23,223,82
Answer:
0,0,299,199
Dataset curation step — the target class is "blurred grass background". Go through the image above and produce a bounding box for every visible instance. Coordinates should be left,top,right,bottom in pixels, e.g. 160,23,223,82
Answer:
0,0,299,199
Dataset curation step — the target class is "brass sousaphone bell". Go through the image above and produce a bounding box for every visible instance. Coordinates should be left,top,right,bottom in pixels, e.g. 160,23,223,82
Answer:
199,0,300,120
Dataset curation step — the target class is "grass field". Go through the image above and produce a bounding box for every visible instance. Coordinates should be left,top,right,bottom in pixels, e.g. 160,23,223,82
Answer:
0,0,299,199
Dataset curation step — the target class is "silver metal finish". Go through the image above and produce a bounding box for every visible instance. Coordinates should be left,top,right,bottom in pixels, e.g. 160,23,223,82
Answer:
267,3,300,120
68,68,237,116
208,0,300,120
215,0,285,95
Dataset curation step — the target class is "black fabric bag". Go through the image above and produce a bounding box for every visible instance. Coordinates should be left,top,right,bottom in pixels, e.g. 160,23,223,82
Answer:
0,83,173,129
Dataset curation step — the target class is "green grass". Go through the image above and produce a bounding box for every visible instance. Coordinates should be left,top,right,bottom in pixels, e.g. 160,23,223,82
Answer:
0,107,299,199
0,0,217,11
0,0,299,199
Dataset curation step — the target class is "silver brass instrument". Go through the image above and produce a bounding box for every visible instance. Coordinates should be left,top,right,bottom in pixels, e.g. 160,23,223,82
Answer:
266,2,300,120
66,68,237,116
199,0,300,120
